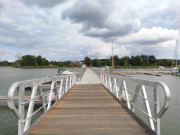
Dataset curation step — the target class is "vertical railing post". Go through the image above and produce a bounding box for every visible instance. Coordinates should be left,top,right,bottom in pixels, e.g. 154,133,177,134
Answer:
102,74,105,85
58,78,63,99
72,74,74,86
24,84,38,132
38,84,47,113
74,74,77,84
113,78,118,97
65,77,68,92
102,74,103,82
118,80,123,98
54,81,58,101
105,75,108,88
18,85,25,135
142,85,155,131
69,76,72,88
71,75,74,86
47,81,55,110
108,76,112,92
154,87,160,135
103,74,105,84
123,80,131,109
72,75,75,86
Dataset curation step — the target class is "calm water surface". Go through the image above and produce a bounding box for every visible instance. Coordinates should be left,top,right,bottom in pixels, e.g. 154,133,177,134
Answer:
0,67,180,135
132,74,180,135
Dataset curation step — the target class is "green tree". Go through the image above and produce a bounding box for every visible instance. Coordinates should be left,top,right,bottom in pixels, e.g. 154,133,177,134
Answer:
131,56,145,66
0,61,11,66
114,55,119,66
85,57,91,66
20,55,36,66
58,62,64,67
20,55,49,66
104,59,111,66
148,55,156,64
36,55,43,66
92,59,101,67
42,58,49,66
120,56,129,66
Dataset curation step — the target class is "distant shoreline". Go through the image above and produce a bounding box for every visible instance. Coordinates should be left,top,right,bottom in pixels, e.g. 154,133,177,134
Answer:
0,66,77,69
0,65,178,69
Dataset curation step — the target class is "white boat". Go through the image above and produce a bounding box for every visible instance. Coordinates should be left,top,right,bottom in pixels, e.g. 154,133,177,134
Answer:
58,69,73,75
61,70,73,75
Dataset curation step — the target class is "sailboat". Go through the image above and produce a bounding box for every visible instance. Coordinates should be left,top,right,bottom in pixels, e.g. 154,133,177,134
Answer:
172,39,180,75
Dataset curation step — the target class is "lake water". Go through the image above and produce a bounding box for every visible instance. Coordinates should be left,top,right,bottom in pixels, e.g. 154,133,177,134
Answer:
0,67,180,135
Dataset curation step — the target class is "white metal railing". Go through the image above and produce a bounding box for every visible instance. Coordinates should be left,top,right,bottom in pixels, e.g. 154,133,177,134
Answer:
8,73,77,135
99,72,170,135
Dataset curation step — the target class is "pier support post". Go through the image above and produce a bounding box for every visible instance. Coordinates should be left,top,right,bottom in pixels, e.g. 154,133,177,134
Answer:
154,87,160,135
18,85,25,135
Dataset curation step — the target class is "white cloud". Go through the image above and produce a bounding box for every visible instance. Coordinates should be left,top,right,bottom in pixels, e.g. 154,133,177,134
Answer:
0,48,19,62
0,0,179,62
117,27,178,45
87,42,130,59
62,0,141,40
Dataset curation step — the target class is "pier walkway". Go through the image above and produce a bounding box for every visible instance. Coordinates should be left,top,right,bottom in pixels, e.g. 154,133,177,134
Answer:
29,69,149,135
29,84,149,135
77,68,101,84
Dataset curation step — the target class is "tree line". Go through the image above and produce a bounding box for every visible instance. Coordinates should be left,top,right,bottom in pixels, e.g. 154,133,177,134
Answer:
15,55,75,67
0,54,178,67
85,55,176,67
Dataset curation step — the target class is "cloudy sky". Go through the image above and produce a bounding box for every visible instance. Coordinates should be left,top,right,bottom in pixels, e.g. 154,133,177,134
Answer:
0,0,179,62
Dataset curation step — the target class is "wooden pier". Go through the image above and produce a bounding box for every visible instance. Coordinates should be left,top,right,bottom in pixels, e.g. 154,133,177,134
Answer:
28,84,150,135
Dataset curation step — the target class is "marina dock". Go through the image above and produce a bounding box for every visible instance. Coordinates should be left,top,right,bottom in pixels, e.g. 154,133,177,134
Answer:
7,68,170,135
29,84,149,135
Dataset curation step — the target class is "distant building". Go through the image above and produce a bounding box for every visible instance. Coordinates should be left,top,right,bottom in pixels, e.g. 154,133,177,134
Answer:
69,61,80,67
86,61,91,66
74,61,80,66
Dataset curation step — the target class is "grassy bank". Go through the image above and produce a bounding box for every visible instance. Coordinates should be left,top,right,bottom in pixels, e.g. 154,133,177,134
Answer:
0,65,12,67
13,65,82,69
13,65,62,68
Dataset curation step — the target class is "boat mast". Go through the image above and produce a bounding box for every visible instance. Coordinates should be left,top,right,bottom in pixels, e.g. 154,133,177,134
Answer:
175,39,178,69
111,40,114,73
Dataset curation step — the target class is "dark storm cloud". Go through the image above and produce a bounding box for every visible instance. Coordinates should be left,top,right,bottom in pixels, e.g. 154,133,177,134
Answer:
62,0,140,40
135,38,170,45
22,0,67,8
85,22,140,39
62,0,114,26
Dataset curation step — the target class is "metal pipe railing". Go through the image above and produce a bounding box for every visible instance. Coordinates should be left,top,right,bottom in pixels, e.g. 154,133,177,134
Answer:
93,68,170,135
8,73,77,135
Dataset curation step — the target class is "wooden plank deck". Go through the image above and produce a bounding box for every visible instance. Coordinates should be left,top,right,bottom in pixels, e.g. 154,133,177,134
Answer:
29,84,150,135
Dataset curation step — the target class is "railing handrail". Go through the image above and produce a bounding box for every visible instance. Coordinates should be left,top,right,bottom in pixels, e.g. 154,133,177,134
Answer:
8,74,75,118
100,73,171,118
8,73,77,135
93,68,171,135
